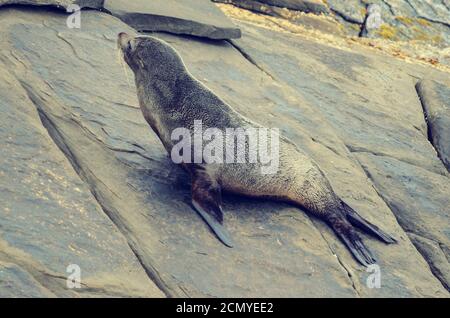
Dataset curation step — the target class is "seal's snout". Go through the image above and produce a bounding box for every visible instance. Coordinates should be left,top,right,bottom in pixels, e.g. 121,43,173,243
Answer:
117,32,131,51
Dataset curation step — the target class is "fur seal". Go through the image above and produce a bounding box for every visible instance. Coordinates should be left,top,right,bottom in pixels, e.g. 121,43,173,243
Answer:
117,32,396,266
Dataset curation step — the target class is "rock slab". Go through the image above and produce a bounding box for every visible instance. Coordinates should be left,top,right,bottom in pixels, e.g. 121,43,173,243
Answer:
416,79,450,171
104,0,241,39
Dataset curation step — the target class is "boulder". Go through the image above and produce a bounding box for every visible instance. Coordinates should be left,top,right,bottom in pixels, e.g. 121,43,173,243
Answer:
416,79,450,171
360,4,384,38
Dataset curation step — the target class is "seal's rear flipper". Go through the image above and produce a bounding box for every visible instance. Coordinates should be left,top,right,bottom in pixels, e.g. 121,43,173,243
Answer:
342,201,397,244
339,232,377,266
191,170,234,248
328,214,377,266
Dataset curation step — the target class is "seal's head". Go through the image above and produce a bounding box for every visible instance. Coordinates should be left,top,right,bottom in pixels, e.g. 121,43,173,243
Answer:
117,32,185,79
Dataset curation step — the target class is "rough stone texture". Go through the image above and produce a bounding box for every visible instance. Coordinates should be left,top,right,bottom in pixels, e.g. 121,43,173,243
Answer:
416,79,450,171
327,0,366,24
0,5,449,297
356,154,450,290
400,0,450,27
0,261,55,297
327,0,450,45
360,4,383,38
103,0,241,40
408,233,450,291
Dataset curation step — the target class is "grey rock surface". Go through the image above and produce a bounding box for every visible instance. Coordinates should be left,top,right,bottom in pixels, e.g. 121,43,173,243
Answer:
327,0,366,24
360,4,383,38
416,79,450,171
0,261,55,297
0,4,449,297
104,0,241,39
356,153,450,290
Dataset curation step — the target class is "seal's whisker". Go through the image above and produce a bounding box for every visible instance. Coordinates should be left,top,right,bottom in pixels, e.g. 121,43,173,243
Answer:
117,48,132,89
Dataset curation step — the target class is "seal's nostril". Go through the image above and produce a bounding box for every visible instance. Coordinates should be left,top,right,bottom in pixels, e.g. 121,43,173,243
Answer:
118,32,131,49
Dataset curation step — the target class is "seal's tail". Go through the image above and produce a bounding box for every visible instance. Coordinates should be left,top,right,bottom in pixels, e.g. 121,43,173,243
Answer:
326,212,377,266
341,201,397,244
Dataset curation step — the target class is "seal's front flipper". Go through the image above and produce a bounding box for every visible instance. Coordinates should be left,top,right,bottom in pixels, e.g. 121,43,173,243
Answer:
342,201,397,244
192,200,234,248
191,171,234,248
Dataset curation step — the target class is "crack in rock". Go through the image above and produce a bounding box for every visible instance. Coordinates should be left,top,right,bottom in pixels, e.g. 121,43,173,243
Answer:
15,77,178,297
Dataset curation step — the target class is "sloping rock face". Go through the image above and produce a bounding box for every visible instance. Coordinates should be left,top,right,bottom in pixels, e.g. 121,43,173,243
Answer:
356,154,450,291
0,4,449,297
103,0,241,39
0,10,164,297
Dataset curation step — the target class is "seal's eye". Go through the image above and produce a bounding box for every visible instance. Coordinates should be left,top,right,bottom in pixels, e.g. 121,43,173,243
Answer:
126,39,138,52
